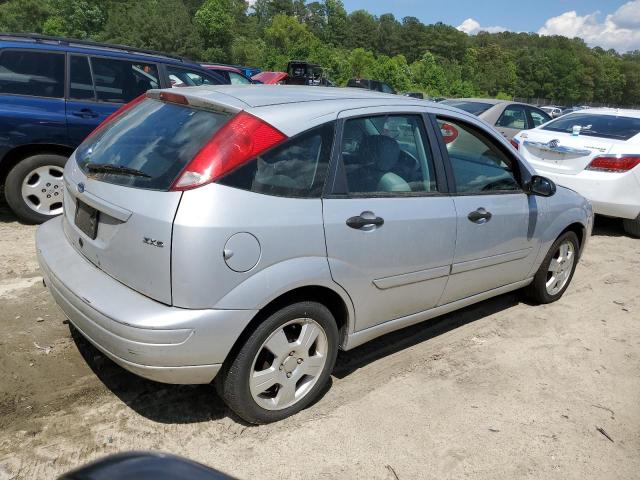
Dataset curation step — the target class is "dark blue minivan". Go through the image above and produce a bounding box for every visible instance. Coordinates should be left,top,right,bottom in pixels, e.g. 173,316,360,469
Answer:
0,34,226,223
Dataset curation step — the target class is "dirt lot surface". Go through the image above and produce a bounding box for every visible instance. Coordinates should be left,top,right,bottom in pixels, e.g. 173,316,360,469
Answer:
0,199,639,480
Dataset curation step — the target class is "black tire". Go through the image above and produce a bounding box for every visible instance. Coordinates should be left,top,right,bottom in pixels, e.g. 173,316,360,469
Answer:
524,231,580,304
4,153,68,224
218,301,339,424
622,216,640,238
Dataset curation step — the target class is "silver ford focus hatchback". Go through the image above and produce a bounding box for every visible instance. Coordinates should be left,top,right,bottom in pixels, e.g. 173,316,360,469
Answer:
37,86,593,423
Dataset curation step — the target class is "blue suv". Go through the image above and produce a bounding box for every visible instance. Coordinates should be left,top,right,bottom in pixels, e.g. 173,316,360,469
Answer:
0,34,226,223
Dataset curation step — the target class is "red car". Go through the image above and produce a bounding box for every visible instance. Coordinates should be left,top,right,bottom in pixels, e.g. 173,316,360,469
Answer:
251,71,289,85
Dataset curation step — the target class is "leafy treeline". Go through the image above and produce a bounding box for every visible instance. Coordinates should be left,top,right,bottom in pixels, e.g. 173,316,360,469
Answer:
2,0,640,106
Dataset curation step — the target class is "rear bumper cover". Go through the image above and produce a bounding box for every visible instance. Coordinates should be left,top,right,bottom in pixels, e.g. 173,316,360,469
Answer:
37,217,257,384
537,168,640,219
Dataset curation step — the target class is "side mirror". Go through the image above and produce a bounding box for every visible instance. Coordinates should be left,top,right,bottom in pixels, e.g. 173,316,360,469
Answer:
526,175,556,197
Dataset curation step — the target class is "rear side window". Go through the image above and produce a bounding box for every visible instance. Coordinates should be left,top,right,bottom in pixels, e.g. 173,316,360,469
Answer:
496,105,527,129
542,113,640,140
167,66,221,87
69,55,94,100
0,50,64,98
91,57,159,103
229,71,250,85
436,117,520,193
218,123,335,198
75,99,228,190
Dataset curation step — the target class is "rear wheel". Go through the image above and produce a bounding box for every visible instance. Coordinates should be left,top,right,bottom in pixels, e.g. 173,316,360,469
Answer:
622,215,640,238
4,154,67,224
218,301,338,424
525,231,579,304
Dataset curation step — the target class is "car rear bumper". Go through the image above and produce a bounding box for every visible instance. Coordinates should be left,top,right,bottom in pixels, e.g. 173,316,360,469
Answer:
537,168,640,219
37,216,257,384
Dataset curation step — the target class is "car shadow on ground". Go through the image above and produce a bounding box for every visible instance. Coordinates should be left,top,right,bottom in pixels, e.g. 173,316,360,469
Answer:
333,291,521,378
68,324,231,425
68,291,522,425
591,215,626,237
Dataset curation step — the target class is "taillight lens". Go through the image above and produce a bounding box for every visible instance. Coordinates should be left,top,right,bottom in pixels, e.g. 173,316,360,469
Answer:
510,138,520,150
171,111,287,191
586,155,640,172
85,93,146,139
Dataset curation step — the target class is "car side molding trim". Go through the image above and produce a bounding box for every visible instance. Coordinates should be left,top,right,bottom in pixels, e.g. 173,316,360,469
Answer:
342,278,533,351
373,265,450,290
451,248,532,275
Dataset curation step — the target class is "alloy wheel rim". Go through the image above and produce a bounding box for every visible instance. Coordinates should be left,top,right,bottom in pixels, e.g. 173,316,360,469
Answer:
21,165,65,216
546,240,575,295
249,318,328,411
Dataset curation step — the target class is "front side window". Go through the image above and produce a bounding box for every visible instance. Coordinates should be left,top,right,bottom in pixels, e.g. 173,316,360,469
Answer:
0,50,64,98
528,107,551,127
218,123,334,198
436,117,520,193
496,105,527,129
229,72,250,85
340,114,437,195
168,66,218,87
90,57,159,103
441,100,493,116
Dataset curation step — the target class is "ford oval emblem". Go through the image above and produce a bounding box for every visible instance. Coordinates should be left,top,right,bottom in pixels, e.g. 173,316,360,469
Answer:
77,182,85,193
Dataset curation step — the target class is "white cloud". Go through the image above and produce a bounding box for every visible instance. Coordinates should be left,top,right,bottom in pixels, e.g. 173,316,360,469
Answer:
456,18,508,35
538,0,640,52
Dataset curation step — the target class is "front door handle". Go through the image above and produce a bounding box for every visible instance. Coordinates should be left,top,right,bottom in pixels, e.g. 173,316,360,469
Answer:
71,108,99,119
467,208,492,223
346,213,384,229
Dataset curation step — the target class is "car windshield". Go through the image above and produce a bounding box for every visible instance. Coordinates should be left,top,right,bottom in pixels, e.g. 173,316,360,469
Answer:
542,113,640,140
441,100,493,116
75,98,229,190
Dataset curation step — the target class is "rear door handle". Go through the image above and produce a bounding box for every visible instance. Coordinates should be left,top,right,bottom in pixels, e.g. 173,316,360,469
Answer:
71,108,99,119
346,214,384,229
467,208,492,223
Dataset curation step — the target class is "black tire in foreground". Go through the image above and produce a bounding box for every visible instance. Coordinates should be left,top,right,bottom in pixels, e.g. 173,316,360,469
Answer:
218,301,339,424
524,231,580,304
4,153,68,224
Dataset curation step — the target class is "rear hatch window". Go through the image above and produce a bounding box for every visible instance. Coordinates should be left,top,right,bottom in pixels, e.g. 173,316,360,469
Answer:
542,113,640,141
75,98,229,190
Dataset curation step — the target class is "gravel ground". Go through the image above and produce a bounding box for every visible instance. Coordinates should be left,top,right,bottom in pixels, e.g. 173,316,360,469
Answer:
0,199,638,480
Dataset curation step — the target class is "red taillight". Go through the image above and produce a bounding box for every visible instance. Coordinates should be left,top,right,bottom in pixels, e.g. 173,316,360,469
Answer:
510,139,519,150
440,123,459,144
586,155,640,172
85,93,146,139
171,111,287,191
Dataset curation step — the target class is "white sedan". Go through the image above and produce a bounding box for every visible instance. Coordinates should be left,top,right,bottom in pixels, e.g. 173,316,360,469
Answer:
512,108,640,237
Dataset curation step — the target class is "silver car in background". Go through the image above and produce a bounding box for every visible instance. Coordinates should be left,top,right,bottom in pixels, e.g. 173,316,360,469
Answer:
37,86,593,423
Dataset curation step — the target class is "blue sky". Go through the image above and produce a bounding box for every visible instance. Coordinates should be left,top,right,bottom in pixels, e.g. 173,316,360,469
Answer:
341,0,640,52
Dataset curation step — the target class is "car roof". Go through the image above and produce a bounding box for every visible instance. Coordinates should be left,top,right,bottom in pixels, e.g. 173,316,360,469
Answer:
0,34,201,67
177,84,410,108
202,64,243,74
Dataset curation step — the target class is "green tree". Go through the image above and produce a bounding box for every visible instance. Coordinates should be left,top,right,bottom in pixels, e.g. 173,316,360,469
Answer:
194,0,236,61
0,0,52,33
347,10,377,50
42,0,106,39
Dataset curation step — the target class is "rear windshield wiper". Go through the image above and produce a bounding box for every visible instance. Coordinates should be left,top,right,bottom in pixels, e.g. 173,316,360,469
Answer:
85,162,151,178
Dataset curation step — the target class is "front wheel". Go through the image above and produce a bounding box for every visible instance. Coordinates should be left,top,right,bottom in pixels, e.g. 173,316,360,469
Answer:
218,301,339,424
525,231,580,304
4,154,67,224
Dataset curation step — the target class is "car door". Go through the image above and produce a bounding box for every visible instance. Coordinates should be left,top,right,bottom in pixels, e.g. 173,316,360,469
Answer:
433,115,540,304
494,104,528,140
66,55,161,146
322,108,457,331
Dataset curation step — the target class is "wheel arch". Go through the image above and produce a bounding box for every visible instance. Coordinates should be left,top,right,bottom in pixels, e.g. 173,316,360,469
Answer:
223,284,352,370
0,144,73,187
